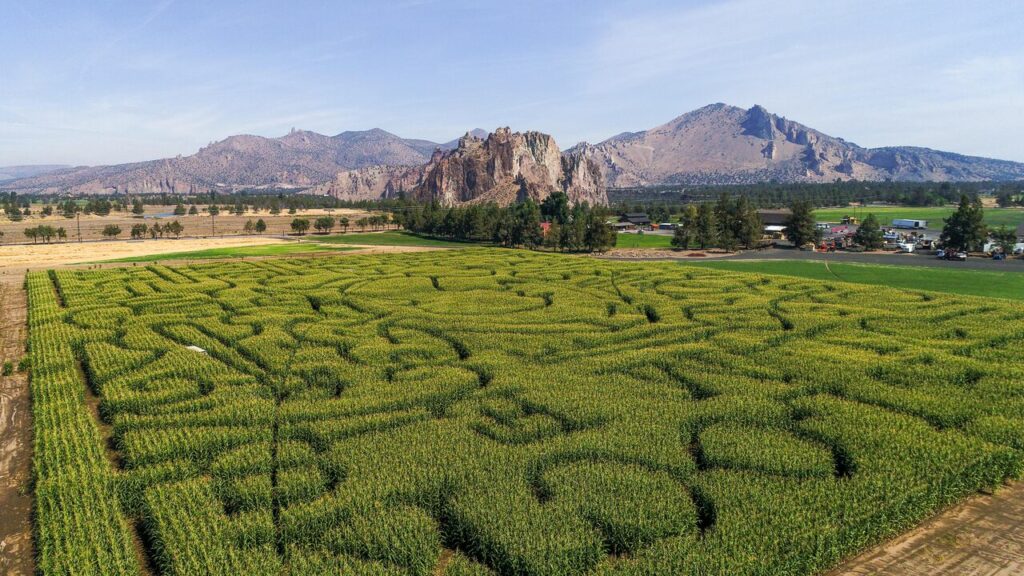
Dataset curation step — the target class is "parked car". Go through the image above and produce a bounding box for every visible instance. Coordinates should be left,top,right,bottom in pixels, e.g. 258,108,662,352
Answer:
935,249,945,259
947,251,967,261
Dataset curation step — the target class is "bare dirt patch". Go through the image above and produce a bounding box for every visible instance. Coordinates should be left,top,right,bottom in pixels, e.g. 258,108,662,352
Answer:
830,482,1024,575
0,272,32,576
0,236,289,271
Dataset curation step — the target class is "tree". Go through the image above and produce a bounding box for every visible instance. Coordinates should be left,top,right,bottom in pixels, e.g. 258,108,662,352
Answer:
0,230,5,244
314,216,336,234
290,218,310,235
734,196,761,249
188,205,199,215
243,219,256,235
131,199,145,216
695,203,716,249
540,192,570,225
339,217,349,233
208,204,220,216
255,219,267,234
130,223,148,239
174,203,187,216
714,194,737,251
356,217,369,231
783,200,820,247
853,213,884,250
165,220,184,238
991,226,1017,255
584,211,615,252
673,205,698,249
56,227,67,242
940,194,986,251
150,223,163,239
102,224,122,239
24,228,38,243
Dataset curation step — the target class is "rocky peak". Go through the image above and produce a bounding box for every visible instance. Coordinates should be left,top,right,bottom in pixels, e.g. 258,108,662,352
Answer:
412,128,607,206
741,105,777,140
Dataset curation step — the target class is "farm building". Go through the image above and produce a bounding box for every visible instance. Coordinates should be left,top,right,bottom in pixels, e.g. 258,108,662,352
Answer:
618,213,652,231
756,209,792,227
892,219,928,229
757,209,791,237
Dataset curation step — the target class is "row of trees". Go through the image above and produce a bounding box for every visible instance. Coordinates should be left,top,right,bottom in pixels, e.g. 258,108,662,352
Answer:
128,221,185,239
670,194,764,250
22,225,68,244
287,214,390,235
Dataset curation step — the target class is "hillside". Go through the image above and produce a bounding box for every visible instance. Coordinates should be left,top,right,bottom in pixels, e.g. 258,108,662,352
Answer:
0,165,70,182
574,103,1024,186
0,129,461,195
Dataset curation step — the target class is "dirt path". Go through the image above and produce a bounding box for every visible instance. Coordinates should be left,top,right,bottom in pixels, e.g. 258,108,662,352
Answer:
829,482,1024,575
0,271,32,576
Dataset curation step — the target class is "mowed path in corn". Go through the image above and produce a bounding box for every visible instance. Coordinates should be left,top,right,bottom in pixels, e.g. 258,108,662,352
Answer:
0,271,32,576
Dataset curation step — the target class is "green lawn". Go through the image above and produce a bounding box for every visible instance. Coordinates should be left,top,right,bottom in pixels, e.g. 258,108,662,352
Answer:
101,242,350,263
317,231,474,247
813,206,1024,228
615,233,674,249
682,259,1024,300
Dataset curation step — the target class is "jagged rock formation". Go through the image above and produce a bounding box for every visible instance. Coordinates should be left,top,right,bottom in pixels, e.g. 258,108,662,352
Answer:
311,129,608,206
0,128,464,195
411,128,606,206
573,103,1024,186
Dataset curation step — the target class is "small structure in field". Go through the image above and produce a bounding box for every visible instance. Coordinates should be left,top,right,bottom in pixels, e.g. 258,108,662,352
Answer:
185,345,207,354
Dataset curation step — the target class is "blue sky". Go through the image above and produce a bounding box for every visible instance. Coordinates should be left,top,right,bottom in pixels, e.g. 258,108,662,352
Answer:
2,0,1022,166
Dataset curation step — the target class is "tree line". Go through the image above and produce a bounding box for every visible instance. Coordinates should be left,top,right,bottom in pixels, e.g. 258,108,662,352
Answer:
611,180,1022,219
391,194,616,252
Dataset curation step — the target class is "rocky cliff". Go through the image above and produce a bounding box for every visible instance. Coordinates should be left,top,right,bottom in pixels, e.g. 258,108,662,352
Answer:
311,128,608,206
575,103,1024,186
411,128,607,206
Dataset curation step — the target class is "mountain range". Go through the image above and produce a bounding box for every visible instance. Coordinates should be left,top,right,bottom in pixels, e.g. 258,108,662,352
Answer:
0,128,489,196
3,104,1023,198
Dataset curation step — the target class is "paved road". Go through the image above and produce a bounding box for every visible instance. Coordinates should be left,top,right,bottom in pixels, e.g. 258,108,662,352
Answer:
720,249,1024,272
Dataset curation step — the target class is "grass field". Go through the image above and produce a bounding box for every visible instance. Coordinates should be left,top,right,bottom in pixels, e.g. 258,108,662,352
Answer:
27,249,1024,575
317,231,472,247
101,242,349,262
813,206,1024,228
615,232,674,248
681,259,1024,300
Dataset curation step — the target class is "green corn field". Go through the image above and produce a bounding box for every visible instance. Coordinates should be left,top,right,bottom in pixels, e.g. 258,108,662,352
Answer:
26,250,1024,575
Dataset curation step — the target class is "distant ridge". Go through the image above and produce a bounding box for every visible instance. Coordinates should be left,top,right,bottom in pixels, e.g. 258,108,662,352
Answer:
570,103,1024,186
0,129,467,195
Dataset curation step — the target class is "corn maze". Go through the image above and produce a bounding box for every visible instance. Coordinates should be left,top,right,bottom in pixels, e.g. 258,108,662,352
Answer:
27,249,1024,575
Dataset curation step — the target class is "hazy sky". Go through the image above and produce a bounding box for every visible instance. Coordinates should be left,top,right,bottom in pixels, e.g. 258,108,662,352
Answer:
2,0,1022,166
